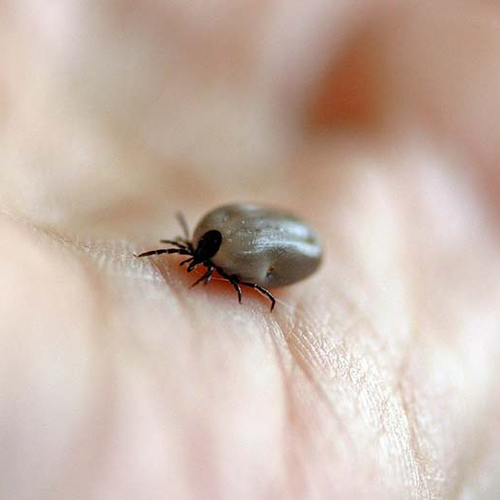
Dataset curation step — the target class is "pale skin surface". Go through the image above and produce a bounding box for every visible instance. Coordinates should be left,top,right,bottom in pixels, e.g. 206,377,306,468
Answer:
1,1,500,499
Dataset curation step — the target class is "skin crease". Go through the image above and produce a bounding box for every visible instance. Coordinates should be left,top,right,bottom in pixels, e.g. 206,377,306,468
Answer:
0,1,500,499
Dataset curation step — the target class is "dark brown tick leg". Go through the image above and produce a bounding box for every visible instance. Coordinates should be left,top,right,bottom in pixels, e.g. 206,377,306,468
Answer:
159,239,188,249
230,279,242,304
203,264,214,285
179,239,195,252
240,282,276,311
176,212,191,240
187,260,199,273
136,248,191,258
190,264,214,288
215,266,242,304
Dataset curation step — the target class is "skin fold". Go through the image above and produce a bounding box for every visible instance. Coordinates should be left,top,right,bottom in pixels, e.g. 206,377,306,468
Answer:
0,1,499,498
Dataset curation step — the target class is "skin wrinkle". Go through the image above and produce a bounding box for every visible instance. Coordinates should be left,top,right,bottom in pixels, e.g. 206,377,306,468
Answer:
355,333,421,496
386,191,432,498
283,305,394,490
395,265,443,497
274,353,343,498
280,313,349,436
243,292,362,494
396,373,431,498
392,314,433,497
266,320,309,500
382,172,453,497
387,241,443,494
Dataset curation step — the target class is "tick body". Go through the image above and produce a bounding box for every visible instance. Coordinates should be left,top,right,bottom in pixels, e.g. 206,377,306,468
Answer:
136,203,323,311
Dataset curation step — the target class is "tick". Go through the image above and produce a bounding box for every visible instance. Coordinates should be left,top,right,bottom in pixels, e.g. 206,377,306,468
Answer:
136,203,323,311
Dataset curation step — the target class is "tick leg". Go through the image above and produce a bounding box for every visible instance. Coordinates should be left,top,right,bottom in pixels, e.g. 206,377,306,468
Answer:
187,260,201,272
203,265,214,285
230,279,242,304
159,238,194,252
176,212,191,240
214,266,242,303
190,264,214,288
240,282,276,311
159,239,188,249
179,257,194,267
136,248,191,258
183,239,195,252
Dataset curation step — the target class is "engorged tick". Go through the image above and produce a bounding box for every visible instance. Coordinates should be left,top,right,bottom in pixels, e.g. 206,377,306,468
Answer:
136,203,323,311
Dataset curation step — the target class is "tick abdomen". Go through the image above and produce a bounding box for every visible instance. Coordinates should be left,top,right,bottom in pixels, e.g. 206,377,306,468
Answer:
193,204,322,287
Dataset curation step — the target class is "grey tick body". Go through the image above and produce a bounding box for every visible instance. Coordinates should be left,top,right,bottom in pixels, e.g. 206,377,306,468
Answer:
193,204,322,288
137,203,323,310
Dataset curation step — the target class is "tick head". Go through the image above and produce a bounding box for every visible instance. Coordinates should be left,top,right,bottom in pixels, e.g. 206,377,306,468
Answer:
194,230,222,261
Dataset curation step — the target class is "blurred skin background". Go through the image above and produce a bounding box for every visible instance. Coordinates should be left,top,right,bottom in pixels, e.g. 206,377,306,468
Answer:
0,0,500,498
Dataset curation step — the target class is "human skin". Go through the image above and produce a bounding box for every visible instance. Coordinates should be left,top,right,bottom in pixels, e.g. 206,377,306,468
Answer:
0,1,500,498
